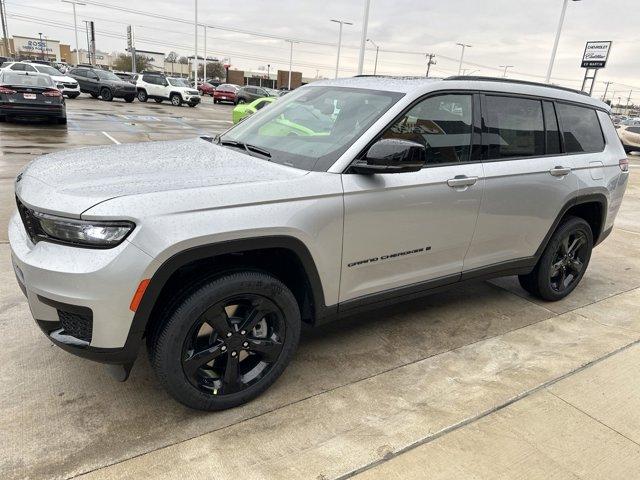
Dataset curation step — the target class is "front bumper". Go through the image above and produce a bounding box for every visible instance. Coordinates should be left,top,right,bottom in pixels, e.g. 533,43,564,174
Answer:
9,211,156,365
61,84,80,96
184,95,201,105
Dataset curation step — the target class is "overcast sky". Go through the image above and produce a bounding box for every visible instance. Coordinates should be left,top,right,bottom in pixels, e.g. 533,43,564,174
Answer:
5,0,639,101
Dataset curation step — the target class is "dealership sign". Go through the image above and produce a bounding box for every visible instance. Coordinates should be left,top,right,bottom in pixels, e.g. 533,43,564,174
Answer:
581,41,612,69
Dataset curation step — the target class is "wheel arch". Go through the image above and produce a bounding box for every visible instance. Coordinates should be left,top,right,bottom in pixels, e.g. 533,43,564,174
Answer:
535,193,609,260
123,236,332,360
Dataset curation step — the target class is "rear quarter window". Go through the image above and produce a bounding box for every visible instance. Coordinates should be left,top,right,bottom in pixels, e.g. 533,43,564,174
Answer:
556,103,605,154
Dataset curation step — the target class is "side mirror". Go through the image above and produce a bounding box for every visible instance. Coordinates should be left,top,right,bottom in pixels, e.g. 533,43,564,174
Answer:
352,139,426,174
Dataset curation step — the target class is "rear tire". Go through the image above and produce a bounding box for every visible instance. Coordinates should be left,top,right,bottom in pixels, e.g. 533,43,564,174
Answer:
518,216,593,301
149,271,301,411
100,88,113,102
90,92,99,99
137,90,148,102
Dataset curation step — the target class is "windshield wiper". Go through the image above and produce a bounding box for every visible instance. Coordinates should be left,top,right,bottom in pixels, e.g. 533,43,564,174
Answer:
219,139,271,159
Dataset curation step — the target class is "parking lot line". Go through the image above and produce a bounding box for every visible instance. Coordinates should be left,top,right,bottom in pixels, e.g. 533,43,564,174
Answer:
101,131,121,145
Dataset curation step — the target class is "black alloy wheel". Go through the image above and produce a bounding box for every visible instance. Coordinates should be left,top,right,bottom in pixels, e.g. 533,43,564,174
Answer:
100,88,113,102
182,294,285,396
518,216,593,301
548,230,589,294
150,271,301,410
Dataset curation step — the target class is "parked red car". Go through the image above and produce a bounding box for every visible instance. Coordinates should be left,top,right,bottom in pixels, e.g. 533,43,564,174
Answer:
213,84,239,104
197,82,216,96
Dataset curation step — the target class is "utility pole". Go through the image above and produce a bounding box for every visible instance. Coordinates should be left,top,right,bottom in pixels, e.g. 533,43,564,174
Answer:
194,0,198,88
500,65,514,77
425,53,436,77
626,90,633,114
267,64,270,87
203,25,207,82
367,38,380,75
546,0,581,83
357,0,371,75
331,19,353,79
285,40,298,90
38,32,45,60
61,1,85,66
456,43,471,75
0,0,11,58
602,81,611,101
83,20,91,64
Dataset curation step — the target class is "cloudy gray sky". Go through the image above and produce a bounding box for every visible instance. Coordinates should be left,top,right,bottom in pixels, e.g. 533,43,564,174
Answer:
5,0,639,101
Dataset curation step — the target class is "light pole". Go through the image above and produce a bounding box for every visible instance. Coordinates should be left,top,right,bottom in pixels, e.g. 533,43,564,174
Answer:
500,65,514,77
194,0,198,88
1,0,12,58
367,38,379,75
203,25,207,82
285,40,298,90
38,32,45,60
267,64,270,88
357,0,371,75
331,19,353,79
456,43,471,75
61,1,85,66
546,0,581,83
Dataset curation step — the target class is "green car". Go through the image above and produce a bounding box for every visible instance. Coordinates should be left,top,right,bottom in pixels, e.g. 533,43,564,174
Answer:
232,97,277,124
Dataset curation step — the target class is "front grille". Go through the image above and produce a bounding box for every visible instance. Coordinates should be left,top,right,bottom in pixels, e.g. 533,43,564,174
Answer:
63,82,78,88
188,90,199,95
57,308,93,342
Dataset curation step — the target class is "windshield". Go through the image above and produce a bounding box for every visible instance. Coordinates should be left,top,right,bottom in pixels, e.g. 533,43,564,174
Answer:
219,86,403,171
95,70,121,81
264,87,279,96
34,65,62,76
0,72,54,87
168,77,190,87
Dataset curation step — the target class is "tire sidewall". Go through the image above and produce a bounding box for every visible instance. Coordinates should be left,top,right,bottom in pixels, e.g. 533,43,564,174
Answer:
171,94,182,106
101,88,113,101
151,272,301,410
536,217,593,300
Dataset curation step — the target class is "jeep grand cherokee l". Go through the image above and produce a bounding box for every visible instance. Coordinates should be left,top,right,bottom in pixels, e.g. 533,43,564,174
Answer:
10,76,628,410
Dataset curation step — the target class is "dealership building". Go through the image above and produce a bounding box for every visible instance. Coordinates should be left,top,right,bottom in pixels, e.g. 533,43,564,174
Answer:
0,36,71,62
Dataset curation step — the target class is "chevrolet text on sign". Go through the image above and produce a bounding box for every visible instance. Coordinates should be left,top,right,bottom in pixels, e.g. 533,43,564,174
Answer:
581,41,612,69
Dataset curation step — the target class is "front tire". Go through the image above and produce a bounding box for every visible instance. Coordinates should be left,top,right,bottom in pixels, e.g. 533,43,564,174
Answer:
518,216,593,301
100,88,113,102
150,271,301,411
170,93,182,106
137,90,148,102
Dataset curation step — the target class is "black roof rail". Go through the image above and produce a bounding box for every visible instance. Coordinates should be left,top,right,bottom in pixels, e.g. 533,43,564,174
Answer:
444,75,589,96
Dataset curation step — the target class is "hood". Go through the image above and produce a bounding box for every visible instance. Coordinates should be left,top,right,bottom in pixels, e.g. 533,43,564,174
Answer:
51,75,76,83
16,138,308,217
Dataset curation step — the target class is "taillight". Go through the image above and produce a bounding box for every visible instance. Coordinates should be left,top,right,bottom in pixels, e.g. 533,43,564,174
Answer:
619,158,629,172
43,89,62,97
0,86,16,94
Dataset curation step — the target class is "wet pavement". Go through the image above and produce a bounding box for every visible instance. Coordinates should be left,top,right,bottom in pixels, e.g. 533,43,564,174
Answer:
1,96,639,479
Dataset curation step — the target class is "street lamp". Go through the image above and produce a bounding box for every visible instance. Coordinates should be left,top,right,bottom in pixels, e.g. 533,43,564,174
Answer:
61,0,85,66
456,43,471,76
357,0,371,75
545,0,581,83
500,65,514,77
285,39,299,90
367,38,379,75
331,19,353,79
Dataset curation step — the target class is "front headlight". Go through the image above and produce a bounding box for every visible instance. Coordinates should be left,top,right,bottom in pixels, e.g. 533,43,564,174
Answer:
33,212,134,248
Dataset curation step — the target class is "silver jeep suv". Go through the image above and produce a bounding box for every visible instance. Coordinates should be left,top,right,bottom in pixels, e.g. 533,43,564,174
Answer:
10,76,629,410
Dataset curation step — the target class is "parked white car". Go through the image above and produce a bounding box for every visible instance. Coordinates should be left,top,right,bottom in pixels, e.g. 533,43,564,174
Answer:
1,62,80,98
136,73,201,107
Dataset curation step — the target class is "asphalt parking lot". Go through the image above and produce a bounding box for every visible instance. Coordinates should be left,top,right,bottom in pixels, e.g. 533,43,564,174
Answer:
2,96,640,480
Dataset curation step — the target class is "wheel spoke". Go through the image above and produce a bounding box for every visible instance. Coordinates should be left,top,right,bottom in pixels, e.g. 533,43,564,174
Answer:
183,344,224,379
240,299,270,333
246,338,283,362
203,305,232,336
569,258,584,274
222,354,241,393
550,259,564,276
560,236,570,255
558,267,567,290
567,236,585,256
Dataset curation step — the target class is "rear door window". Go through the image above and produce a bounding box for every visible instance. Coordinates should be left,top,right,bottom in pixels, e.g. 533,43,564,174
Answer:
556,103,605,153
484,95,545,160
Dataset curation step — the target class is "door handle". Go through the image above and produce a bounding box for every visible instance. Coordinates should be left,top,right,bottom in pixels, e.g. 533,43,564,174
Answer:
549,166,572,177
447,175,478,188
